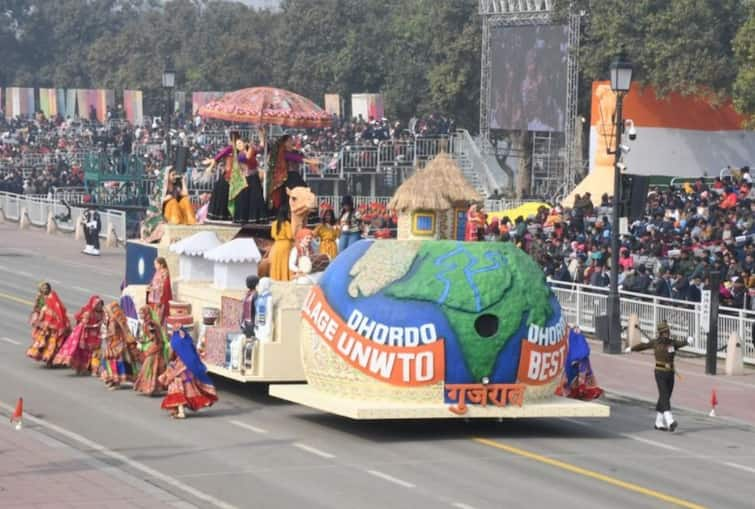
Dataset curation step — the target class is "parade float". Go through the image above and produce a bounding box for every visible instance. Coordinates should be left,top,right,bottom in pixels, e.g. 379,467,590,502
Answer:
270,239,609,419
121,85,333,383
269,154,610,419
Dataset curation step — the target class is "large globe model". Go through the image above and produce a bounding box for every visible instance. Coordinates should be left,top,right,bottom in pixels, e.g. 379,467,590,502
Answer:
300,240,567,406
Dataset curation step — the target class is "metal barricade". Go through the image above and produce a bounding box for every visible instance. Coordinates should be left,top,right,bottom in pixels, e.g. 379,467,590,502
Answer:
549,280,754,365
0,191,127,244
339,145,379,174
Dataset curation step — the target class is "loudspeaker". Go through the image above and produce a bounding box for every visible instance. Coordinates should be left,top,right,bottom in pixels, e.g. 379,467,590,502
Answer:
628,175,649,221
174,146,189,174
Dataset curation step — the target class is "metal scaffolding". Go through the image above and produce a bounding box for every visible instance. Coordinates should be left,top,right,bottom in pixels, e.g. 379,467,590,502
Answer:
478,0,580,200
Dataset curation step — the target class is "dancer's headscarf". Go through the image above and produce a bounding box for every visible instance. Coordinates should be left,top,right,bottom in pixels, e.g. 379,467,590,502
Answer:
75,295,102,324
139,305,170,362
107,301,136,345
170,328,214,387
41,285,69,331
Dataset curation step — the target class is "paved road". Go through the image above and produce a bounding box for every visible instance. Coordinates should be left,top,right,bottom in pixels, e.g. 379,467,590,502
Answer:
0,227,754,509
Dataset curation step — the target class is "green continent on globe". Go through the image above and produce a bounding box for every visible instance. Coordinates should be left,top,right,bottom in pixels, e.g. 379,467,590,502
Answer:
386,241,552,381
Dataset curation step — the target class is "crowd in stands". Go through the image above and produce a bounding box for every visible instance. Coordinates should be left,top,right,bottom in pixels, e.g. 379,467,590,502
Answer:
0,108,455,197
476,168,755,310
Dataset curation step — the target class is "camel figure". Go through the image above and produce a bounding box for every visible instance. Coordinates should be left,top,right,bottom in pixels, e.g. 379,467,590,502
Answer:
287,186,316,236
257,186,317,278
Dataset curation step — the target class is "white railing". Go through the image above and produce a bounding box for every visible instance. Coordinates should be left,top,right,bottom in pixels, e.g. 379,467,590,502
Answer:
549,280,754,365
316,195,392,210
0,191,127,244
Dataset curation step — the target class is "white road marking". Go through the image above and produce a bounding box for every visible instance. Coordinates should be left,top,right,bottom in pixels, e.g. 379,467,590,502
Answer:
229,419,268,434
292,442,336,459
723,462,755,474
366,469,415,488
71,285,95,294
620,434,681,452
0,337,21,345
17,270,33,278
452,503,478,509
562,418,593,428
0,400,239,509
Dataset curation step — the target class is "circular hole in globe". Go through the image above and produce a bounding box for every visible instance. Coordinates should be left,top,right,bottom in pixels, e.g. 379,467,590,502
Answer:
474,314,499,338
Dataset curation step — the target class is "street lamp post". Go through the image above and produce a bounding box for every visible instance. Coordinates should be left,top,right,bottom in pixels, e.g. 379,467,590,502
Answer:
162,66,175,165
605,54,633,354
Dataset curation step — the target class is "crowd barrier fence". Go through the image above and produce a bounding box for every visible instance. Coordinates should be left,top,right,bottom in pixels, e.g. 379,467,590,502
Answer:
549,280,754,365
0,191,126,244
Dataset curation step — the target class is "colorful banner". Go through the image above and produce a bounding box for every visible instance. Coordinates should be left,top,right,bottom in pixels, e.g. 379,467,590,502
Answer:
75,89,114,123
65,89,77,119
57,89,67,118
516,319,568,386
38,88,59,117
192,91,224,115
324,94,341,117
123,90,144,126
302,286,445,386
174,91,186,114
4,87,35,119
351,93,384,122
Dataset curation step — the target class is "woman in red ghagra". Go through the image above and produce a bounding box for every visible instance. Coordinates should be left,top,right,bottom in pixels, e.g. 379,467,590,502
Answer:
147,257,172,325
27,282,71,367
159,327,218,419
53,296,104,374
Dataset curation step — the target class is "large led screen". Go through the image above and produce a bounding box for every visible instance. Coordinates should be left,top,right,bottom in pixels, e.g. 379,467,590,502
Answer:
489,25,568,132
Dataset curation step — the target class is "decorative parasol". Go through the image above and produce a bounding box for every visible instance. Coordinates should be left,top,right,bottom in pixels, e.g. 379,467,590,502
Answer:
198,87,333,129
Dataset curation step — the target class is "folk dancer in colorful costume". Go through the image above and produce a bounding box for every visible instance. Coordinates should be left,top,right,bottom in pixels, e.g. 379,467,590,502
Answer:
464,203,484,241
27,282,70,367
82,206,102,256
147,257,172,325
338,196,361,252
267,134,318,213
269,206,294,281
203,131,242,221
101,302,139,389
558,326,603,400
314,208,339,259
159,327,218,419
53,296,104,375
628,320,693,431
133,306,169,396
289,228,315,279
161,167,196,225
233,128,268,224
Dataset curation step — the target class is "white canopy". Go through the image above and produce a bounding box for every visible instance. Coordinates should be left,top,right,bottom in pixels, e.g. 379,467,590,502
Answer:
169,231,222,257
204,238,262,264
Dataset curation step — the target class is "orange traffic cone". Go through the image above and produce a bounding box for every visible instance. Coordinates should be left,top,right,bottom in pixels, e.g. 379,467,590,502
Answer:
709,389,718,417
10,398,23,430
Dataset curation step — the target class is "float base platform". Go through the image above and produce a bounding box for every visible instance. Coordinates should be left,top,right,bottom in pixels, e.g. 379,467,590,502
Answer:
269,384,611,420
206,364,305,383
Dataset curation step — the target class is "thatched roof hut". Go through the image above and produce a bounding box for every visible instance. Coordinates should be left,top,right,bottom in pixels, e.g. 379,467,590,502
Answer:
389,153,482,241
389,152,481,211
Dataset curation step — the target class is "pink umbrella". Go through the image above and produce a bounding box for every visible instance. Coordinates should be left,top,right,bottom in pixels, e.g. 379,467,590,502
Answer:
198,87,333,128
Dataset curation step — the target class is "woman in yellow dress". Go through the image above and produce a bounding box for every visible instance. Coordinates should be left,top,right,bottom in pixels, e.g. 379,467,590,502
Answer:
313,208,339,259
162,168,196,225
269,206,294,281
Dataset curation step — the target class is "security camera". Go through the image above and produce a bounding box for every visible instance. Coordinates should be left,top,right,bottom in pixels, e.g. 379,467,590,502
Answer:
625,119,637,140
619,144,631,153
617,162,627,172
